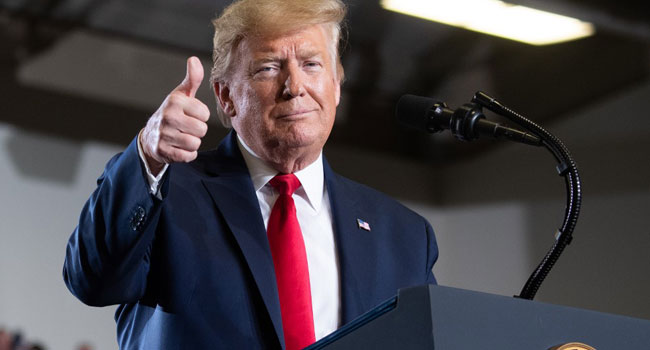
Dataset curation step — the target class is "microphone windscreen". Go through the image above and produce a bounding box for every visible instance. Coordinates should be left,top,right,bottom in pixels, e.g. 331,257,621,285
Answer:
395,94,437,131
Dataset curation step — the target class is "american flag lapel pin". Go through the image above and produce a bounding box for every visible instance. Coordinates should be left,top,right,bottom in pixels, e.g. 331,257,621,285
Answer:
357,218,371,231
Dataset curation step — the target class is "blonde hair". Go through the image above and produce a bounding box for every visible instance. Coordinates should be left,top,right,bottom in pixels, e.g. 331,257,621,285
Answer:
210,0,347,127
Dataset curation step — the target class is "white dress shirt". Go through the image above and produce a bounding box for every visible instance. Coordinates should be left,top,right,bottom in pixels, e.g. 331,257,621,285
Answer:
236,136,341,341
137,134,341,341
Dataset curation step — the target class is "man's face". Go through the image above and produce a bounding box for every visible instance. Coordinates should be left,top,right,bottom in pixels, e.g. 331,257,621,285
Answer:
218,24,341,170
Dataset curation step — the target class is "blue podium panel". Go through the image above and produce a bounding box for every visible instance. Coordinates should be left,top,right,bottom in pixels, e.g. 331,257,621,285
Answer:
308,285,650,349
430,285,650,349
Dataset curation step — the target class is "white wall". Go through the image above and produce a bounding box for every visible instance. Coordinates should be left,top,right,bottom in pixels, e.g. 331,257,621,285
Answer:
0,125,118,349
405,201,535,296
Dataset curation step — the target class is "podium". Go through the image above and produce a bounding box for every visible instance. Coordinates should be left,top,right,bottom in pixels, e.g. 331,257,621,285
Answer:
306,285,650,349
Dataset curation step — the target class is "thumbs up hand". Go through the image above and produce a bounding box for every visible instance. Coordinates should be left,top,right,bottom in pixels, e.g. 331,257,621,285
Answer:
140,56,210,175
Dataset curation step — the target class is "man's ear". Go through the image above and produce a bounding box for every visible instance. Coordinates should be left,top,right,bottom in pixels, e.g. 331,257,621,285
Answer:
334,80,341,106
214,81,236,117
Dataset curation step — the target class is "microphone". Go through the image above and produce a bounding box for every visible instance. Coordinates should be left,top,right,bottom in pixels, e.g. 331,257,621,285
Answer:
396,94,542,146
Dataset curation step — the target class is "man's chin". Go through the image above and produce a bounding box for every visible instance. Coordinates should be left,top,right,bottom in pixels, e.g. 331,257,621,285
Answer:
280,125,326,144
271,133,324,154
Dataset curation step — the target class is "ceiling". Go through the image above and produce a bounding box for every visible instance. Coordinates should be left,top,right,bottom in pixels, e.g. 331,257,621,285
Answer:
1,0,649,163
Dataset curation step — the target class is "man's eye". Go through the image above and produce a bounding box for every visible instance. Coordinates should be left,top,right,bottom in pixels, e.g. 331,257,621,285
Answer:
304,61,321,70
254,64,280,76
257,66,274,73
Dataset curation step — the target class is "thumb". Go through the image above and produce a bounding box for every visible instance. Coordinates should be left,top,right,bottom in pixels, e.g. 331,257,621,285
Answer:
174,56,204,97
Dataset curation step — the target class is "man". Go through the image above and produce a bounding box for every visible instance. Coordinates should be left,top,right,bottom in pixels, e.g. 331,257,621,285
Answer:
63,0,438,349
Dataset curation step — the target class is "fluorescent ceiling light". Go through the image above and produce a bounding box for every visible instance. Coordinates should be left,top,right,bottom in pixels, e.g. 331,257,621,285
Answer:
381,0,595,45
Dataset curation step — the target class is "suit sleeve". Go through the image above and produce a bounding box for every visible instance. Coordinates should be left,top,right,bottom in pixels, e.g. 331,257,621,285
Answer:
63,136,166,306
424,219,438,284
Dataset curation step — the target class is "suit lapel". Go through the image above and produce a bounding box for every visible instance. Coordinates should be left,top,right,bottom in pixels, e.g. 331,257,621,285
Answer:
200,132,285,348
324,159,374,325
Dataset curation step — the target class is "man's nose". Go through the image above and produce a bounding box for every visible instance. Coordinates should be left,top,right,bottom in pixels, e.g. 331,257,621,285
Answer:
282,66,306,99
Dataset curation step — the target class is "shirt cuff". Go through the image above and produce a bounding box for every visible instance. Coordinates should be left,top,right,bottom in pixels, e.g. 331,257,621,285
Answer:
137,130,169,198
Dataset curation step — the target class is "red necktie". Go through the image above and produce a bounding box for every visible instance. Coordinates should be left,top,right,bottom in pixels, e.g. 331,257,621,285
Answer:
267,174,315,350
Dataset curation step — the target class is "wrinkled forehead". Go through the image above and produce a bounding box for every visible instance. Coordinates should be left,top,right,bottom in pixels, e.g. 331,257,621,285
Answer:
239,24,332,60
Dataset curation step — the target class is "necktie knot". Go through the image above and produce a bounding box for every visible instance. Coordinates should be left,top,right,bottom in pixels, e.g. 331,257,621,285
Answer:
269,173,301,196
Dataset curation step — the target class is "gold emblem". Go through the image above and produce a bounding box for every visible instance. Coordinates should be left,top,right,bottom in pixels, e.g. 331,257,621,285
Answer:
550,342,596,350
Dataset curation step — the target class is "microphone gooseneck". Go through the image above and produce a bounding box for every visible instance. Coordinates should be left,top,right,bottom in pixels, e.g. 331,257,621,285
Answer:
396,91,581,300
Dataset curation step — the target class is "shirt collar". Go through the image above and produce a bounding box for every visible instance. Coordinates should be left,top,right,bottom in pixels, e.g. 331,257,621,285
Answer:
237,135,324,212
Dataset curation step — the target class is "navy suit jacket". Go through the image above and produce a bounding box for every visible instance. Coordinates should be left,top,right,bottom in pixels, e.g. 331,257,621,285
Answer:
63,131,438,349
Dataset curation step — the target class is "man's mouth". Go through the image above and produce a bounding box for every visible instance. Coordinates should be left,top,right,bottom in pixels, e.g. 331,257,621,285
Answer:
278,109,316,119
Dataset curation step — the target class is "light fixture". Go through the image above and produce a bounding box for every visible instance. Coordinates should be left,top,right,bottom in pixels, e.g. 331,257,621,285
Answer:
380,0,595,45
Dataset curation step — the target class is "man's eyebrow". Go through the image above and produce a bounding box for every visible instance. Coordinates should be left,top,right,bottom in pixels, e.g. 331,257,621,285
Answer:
250,51,323,65
251,54,282,63
298,49,323,60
